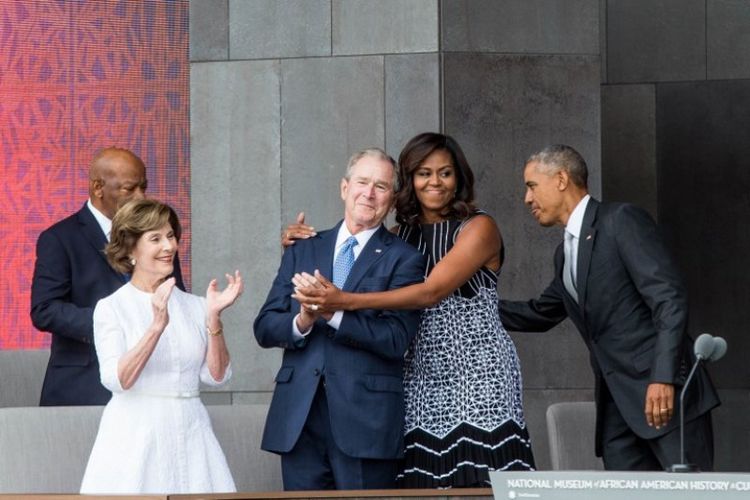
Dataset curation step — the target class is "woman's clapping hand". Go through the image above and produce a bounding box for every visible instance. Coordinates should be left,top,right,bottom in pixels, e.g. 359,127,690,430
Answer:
207,270,244,315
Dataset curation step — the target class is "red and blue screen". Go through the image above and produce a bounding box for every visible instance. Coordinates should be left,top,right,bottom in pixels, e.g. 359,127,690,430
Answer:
0,0,191,349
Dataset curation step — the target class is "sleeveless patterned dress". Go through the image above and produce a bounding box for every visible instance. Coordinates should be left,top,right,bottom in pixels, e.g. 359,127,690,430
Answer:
396,213,535,488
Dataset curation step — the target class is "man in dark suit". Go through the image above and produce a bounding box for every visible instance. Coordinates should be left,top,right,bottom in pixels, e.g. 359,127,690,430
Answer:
500,144,719,471
31,147,184,406
254,148,425,490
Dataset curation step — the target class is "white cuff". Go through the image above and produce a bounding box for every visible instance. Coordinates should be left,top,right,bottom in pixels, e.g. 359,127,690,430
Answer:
327,310,343,330
292,313,313,339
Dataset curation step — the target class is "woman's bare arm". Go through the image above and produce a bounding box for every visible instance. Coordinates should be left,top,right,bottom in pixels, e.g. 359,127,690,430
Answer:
293,215,502,311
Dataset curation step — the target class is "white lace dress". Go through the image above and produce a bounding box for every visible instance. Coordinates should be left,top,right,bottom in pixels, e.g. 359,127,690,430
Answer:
80,283,236,494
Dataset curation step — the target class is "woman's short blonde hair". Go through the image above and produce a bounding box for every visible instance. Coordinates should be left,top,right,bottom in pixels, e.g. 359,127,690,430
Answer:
106,198,181,274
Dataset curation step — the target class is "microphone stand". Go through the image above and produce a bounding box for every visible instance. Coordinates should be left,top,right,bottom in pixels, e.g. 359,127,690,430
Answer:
667,358,702,473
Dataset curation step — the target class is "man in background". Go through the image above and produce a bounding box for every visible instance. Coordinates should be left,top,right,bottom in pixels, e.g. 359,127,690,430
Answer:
31,147,184,406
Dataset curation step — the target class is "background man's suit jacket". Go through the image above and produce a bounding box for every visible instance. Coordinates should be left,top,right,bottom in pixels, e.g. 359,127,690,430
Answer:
500,198,719,450
31,203,184,406
254,222,425,460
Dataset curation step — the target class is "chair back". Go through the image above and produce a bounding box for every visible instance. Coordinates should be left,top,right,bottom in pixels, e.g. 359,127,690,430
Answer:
0,405,104,493
546,401,604,470
0,349,48,408
0,403,280,493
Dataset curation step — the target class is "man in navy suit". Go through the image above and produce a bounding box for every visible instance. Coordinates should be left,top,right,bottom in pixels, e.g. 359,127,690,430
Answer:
500,145,718,470
254,148,425,490
31,147,184,406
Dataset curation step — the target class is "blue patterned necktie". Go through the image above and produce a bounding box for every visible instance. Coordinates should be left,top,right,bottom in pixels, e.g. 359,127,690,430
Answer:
333,236,358,288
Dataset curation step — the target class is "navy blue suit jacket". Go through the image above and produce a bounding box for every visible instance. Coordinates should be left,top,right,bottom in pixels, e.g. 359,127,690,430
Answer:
254,222,425,460
30,203,184,406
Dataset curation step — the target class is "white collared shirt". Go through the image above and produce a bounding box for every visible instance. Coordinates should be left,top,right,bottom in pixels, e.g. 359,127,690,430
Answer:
564,194,591,281
87,199,112,241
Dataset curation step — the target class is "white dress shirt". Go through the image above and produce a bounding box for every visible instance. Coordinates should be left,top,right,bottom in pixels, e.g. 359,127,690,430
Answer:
564,194,591,283
87,199,113,241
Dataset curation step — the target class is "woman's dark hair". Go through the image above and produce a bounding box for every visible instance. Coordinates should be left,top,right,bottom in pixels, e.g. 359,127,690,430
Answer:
106,198,181,274
394,132,476,226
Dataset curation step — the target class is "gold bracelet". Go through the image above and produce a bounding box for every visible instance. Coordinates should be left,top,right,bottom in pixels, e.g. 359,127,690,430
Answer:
207,326,223,337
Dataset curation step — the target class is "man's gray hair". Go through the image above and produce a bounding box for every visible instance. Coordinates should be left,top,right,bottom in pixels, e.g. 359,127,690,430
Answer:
526,144,588,189
345,147,399,192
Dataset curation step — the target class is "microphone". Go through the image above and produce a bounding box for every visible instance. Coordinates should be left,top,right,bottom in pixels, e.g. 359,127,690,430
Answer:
709,337,727,362
693,333,715,360
668,333,727,473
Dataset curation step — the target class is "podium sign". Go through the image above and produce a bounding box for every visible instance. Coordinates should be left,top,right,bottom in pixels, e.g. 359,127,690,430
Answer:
490,471,750,499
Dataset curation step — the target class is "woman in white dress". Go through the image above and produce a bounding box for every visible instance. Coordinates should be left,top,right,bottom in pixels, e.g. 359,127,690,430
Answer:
80,198,242,494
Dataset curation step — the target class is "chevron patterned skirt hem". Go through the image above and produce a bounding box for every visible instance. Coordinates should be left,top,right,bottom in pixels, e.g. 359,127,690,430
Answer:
395,421,535,488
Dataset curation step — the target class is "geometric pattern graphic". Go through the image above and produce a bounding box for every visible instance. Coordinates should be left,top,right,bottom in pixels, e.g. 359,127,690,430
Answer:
0,0,190,349
404,288,527,438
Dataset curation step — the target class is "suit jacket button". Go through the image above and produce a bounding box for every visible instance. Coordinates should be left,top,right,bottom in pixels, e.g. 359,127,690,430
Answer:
313,368,321,376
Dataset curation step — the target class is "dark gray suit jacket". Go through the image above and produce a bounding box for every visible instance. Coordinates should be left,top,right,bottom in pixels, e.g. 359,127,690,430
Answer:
500,198,719,451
